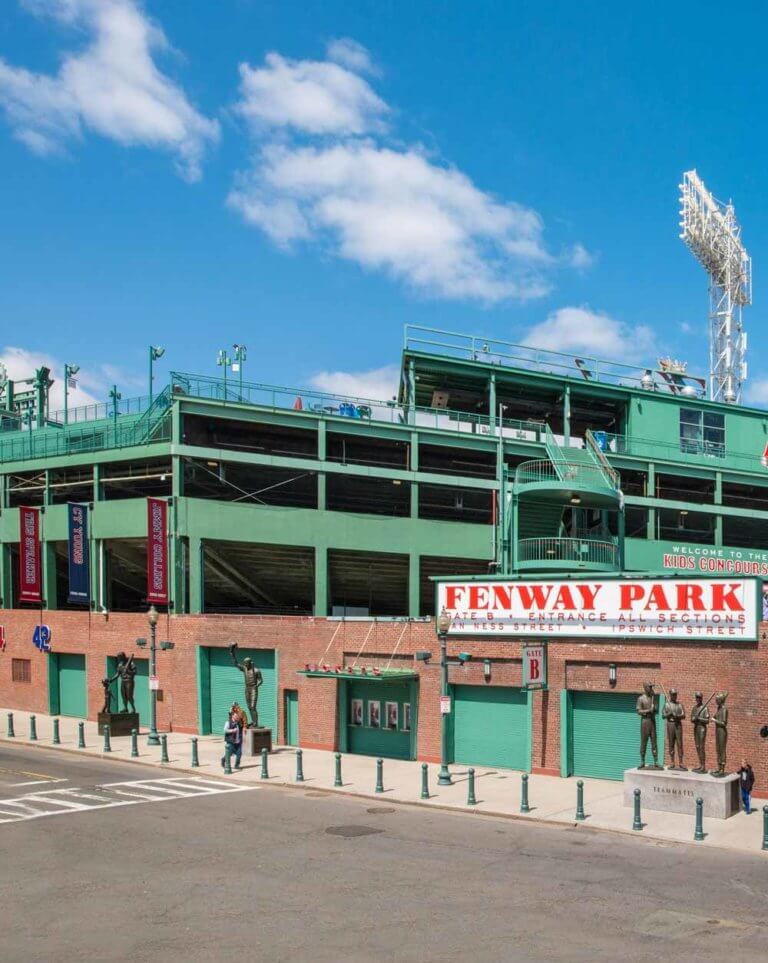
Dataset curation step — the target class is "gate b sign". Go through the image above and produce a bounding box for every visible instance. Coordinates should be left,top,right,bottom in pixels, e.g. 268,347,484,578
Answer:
522,644,547,690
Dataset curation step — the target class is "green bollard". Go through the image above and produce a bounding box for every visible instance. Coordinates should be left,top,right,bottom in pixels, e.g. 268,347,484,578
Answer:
224,745,233,775
7,712,14,738
52,718,60,745
421,763,429,800
632,788,642,830
296,749,305,782
375,758,384,794
762,806,768,851
78,721,85,748
191,737,199,767
131,728,139,758
576,780,585,821
30,715,38,741
334,752,342,787
261,747,269,779
694,797,704,841
520,773,530,814
467,768,477,806
160,734,169,763
103,724,112,753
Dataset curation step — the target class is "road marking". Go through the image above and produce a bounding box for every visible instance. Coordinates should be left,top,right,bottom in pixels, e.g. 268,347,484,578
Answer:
0,777,253,824
0,766,67,788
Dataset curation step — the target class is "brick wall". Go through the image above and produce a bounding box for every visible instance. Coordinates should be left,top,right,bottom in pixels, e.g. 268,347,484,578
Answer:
0,609,766,793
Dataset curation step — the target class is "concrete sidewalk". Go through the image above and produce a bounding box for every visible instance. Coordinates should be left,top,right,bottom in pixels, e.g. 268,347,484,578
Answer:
2,707,766,855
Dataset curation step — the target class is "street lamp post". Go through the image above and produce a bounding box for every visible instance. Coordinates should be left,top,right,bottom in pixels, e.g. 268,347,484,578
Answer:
232,344,247,400
108,385,121,434
63,363,80,426
148,346,165,407
217,349,232,401
147,604,160,746
436,608,453,786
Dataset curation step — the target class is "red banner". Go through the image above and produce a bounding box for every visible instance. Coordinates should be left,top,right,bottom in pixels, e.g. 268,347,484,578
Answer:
147,498,168,605
19,507,42,604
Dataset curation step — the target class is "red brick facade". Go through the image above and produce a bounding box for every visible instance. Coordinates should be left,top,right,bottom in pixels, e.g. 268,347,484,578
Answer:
0,609,766,795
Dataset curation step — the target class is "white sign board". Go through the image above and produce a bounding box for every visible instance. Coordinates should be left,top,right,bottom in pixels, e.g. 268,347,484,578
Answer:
522,644,547,689
440,695,451,715
149,675,160,690
437,578,758,641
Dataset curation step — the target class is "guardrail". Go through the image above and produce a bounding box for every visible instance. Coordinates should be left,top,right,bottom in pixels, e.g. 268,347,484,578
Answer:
517,536,619,567
515,458,617,490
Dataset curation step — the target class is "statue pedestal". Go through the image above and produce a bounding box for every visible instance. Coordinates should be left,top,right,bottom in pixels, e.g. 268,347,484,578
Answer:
623,767,740,819
98,712,139,737
245,727,273,756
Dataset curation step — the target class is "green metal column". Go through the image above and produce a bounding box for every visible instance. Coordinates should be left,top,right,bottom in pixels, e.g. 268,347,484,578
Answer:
188,536,203,614
317,421,327,510
646,463,656,540
409,551,419,617
42,541,57,609
410,431,419,520
407,359,416,426
617,508,626,571
314,545,328,616
563,384,571,447
488,373,496,432
714,471,723,546
0,543,11,608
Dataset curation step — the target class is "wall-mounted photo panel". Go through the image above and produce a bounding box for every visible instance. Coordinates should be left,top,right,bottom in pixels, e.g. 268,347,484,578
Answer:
385,701,399,729
350,698,363,726
368,700,381,728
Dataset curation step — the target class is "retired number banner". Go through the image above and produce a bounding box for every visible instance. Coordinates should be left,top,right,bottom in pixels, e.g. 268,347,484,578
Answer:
19,506,42,604
67,503,90,604
147,497,168,604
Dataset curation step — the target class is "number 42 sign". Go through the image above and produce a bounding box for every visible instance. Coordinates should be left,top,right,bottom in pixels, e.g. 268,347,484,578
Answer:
522,643,547,690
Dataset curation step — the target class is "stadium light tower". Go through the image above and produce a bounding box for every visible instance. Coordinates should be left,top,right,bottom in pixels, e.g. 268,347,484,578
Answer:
679,170,751,404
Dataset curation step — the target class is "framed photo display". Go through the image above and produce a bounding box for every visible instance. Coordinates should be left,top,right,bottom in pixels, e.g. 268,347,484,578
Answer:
385,701,399,729
402,703,411,731
368,700,381,728
350,698,363,726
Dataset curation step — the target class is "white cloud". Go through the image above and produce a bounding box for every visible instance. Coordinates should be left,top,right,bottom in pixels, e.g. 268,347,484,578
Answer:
0,0,219,180
229,43,589,304
523,306,656,359
235,52,387,136
310,364,399,401
326,37,378,76
744,380,768,406
1,346,101,412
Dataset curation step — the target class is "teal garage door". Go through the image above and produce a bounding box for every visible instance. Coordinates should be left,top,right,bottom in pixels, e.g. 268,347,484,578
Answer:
347,680,413,760
107,656,149,724
55,654,87,718
453,685,529,770
571,691,642,780
208,648,276,736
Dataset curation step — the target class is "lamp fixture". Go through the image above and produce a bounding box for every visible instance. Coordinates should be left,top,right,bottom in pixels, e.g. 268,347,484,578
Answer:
436,607,451,636
609,663,617,687
483,658,492,682
570,495,582,505
415,650,433,663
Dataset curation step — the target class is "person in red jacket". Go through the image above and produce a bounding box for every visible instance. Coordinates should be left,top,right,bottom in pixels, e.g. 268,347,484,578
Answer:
737,759,755,813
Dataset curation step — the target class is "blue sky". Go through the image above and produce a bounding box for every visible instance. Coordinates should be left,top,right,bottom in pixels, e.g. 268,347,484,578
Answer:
0,0,765,409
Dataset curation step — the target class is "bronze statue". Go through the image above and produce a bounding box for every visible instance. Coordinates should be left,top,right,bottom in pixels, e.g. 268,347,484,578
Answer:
113,651,137,713
230,643,263,728
637,682,662,769
662,688,686,770
101,677,113,714
691,691,710,773
710,692,729,777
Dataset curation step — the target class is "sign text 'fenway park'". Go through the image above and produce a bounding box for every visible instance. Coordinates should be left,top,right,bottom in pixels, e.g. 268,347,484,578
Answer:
437,578,759,640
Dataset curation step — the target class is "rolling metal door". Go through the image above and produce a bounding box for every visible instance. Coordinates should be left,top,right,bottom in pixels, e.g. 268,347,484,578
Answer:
208,648,276,736
453,685,528,770
346,680,412,760
571,691,640,780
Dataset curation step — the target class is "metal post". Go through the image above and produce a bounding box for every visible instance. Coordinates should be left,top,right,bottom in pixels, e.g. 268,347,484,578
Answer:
375,758,384,794
52,718,60,745
334,752,342,787
762,806,768,851
576,780,585,821
438,628,452,786
520,773,530,813
147,605,160,746
191,737,199,767
160,734,169,763
131,728,138,758
467,768,477,806
78,721,85,748
261,747,269,779
421,763,429,799
694,797,704,841
30,715,37,741
632,788,642,830
7,712,14,738
103,724,111,753
224,745,233,775
296,749,305,782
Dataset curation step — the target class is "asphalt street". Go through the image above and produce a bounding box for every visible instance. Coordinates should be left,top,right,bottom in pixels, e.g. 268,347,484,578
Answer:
1,743,767,962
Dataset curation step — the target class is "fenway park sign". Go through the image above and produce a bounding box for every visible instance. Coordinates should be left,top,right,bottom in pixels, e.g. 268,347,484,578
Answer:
436,578,759,640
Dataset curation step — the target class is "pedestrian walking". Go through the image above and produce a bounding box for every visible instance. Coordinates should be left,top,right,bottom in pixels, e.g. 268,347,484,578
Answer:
221,708,243,771
737,759,755,813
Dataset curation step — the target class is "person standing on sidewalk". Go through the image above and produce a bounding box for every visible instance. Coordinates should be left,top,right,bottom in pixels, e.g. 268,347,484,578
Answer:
221,709,243,771
737,759,755,813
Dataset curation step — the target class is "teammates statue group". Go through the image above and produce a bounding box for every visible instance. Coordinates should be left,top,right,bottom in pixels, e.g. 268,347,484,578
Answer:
637,682,728,776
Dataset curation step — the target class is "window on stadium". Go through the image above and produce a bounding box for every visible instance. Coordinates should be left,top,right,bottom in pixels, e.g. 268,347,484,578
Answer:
679,408,725,457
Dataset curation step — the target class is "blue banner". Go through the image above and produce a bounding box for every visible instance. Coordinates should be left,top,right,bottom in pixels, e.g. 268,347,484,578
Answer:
67,503,90,604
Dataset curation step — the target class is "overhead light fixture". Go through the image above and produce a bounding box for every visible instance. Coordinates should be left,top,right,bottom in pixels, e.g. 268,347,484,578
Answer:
570,495,582,505
392,479,402,486
207,461,218,468
680,509,689,516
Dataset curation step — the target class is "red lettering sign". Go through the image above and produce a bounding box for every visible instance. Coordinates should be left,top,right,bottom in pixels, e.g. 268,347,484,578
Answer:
19,507,41,604
147,498,168,605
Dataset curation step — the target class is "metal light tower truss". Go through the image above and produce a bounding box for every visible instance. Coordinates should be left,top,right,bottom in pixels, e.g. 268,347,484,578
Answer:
679,170,751,404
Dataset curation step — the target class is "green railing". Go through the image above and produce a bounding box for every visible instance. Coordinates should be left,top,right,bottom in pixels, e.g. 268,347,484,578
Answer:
517,536,619,568
515,457,617,490
0,416,171,463
515,460,560,484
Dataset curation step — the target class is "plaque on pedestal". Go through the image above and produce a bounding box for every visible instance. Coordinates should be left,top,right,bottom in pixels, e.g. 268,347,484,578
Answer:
98,712,139,737
245,727,273,755
623,767,739,819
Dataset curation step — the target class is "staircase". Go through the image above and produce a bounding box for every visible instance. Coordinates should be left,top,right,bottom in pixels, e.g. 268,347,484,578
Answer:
517,500,564,540
544,425,620,493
